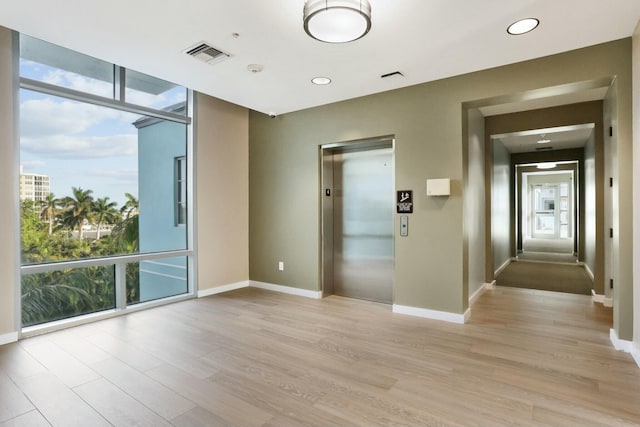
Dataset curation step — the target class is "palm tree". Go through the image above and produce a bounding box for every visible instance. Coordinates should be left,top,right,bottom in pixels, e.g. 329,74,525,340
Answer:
61,187,94,240
120,192,139,219
93,197,119,239
40,193,59,235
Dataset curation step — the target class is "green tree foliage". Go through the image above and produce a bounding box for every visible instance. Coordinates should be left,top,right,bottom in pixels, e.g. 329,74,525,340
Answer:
22,267,115,326
120,192,139,219
61,187,94,240
40,192,60,235
93,197,119,239
21,189,141,326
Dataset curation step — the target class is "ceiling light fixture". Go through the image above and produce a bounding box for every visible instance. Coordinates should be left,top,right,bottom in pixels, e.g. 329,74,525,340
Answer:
311,77,332,85
303,0,372,43
537,134,551,144
537,162,557,170
507,18,539,35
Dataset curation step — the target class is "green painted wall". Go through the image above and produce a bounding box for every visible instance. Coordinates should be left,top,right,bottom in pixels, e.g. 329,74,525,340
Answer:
249,38,632,323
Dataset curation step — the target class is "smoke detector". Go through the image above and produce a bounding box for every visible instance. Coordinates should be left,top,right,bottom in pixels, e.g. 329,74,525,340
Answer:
183,41,230,65
247,64,264,73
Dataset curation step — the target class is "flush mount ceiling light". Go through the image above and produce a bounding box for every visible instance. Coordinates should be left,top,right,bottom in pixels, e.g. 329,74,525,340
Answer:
537,162,557,170
304,0,372,43
507,18,539,35
311,76,332,85
537,134,551,144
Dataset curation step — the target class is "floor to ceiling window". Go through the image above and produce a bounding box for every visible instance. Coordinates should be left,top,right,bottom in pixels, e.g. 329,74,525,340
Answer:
19,34,194,328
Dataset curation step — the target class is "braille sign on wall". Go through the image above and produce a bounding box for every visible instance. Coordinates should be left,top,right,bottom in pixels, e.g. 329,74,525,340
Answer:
396,190,413,213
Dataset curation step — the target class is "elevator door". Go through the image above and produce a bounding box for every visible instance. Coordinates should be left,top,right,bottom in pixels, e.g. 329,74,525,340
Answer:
326,146,394,303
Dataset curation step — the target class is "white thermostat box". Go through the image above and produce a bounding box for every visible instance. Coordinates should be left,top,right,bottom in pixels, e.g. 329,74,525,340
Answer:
426,178,450,196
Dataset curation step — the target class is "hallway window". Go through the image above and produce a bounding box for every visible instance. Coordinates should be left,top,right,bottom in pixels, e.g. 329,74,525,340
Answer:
19,34,193,328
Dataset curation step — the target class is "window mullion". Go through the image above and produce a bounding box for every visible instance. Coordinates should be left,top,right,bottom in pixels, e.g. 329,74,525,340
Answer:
20,77,191,125
114,262,127,310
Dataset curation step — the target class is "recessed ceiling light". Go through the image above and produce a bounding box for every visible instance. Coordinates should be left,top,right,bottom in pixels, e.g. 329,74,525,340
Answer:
507,18,539,35
311,77,332,85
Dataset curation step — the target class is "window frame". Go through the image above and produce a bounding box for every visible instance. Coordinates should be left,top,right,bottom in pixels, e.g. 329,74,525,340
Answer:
174,156,187,226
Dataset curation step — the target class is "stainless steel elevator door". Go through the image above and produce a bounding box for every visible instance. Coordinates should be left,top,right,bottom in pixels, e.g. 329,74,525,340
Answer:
332,148,393,303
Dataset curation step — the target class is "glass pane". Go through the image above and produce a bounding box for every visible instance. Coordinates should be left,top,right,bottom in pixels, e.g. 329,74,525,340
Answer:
20,34,114,98
20,89,140,264
22,266,115,327
560,183,568,197
535,214,555,234
125,69,187,112
20,89,187,265
134,256,188,304
560,225,569,238
126,262,140,304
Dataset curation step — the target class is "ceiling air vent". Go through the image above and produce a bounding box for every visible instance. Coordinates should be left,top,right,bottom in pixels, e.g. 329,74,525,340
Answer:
381,71,404,79
535,146,553,151
183,41,230,65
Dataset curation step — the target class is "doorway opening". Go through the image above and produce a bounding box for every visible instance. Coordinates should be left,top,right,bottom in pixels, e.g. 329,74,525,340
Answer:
517,161,578,263
321,137,395,304
489,120,599,296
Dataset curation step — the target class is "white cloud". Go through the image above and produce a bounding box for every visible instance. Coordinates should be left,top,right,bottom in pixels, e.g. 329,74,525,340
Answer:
85,168,138,182
125,87,185,111
42,69,113,98
20,97,135,139
20,160,46,170
21,134,138,159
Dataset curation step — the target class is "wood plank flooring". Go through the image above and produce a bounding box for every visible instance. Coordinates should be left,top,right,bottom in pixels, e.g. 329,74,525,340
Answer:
1,286,639,426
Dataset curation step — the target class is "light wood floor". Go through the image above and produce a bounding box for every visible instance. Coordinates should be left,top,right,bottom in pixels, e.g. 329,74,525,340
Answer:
1,286,639,426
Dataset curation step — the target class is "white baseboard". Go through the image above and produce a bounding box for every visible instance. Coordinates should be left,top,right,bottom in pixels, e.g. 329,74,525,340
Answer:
609,329,638,369
591,290,613,307
393,304,469,324
197,281,250,298
494,258,512,276
469,282,494,307
468,286,485,307
0,331,19,346
584,263,594,280
632,343,640,368
250,281,323,299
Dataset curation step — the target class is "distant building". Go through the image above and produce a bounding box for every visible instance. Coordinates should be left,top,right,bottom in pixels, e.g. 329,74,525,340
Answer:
19,165,50,202
133,104,188,303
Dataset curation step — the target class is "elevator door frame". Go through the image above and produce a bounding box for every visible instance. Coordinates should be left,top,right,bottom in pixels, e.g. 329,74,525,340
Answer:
320,136,395,302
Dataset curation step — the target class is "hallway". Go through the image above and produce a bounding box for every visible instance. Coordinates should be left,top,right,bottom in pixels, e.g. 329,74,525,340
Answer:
496,260,593,295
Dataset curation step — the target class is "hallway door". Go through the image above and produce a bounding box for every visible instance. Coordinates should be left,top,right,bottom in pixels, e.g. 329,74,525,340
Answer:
531,183,560,239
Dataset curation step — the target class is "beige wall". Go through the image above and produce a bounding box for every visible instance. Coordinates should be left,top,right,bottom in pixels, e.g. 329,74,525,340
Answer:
249,38,632,324
0,27,19,340
584,132,597,280
465,109,486,301
195,93,249,291
490,139,511,275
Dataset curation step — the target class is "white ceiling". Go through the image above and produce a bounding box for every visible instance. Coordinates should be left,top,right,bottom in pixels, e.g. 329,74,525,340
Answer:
493,124,595,153
2,1,640,115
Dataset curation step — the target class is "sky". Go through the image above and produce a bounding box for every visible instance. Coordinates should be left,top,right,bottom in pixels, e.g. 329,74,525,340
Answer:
19,57,186,208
